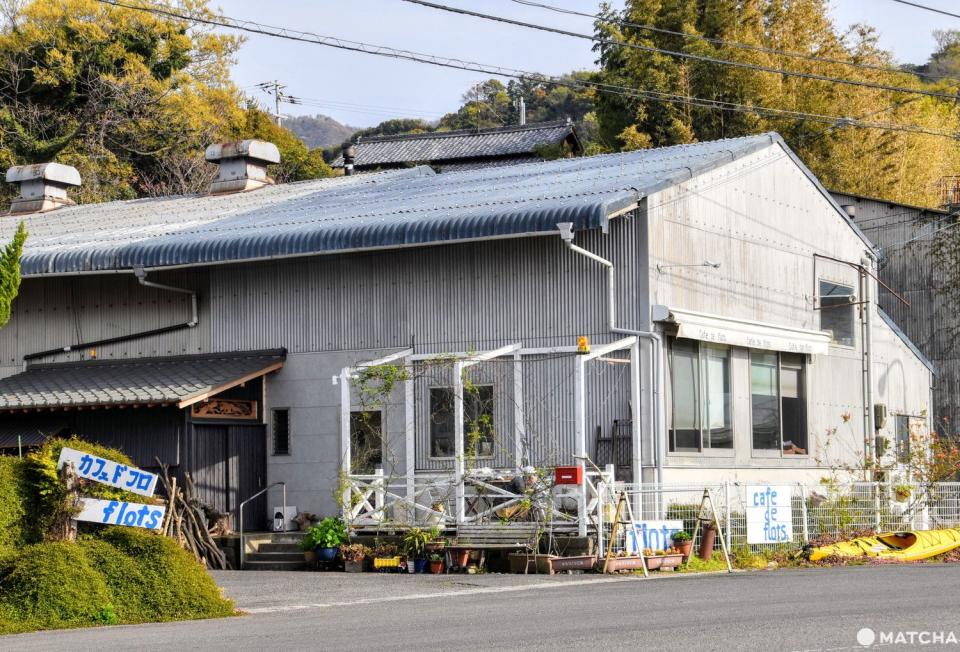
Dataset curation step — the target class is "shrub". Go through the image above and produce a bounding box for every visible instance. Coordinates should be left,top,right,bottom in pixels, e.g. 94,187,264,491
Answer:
0,456,31,556
304,517,348,550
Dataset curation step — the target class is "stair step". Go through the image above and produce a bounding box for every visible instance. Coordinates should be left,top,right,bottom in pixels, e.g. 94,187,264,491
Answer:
247,551,306,563
257,543,304,553
243,560,309,571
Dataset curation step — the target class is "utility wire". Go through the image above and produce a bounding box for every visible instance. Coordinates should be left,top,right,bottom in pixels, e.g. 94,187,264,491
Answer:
401,0,960,102
889,0,960,20
510,0,956,83
92,0,960,139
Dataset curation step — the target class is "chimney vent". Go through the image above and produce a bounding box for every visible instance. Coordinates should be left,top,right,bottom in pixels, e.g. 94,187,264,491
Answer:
5,163,81,214
341,142,356,176
204,139,281,194
840,204,856,220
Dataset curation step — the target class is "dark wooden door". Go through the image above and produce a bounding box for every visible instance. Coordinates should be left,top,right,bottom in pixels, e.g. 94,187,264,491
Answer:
189,423,267,531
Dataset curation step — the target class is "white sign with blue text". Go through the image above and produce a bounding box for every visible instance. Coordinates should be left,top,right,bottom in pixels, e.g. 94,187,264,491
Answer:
625,520,684,554
57,447,158,497
746,485,793,544
75,498,166,530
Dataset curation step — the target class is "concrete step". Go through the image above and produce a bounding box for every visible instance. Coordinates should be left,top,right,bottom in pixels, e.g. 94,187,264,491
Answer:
257,543,304,553
243,559,310,571
247,551,306,563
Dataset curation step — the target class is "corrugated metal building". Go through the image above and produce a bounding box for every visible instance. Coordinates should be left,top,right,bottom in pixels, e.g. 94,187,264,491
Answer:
0,133,933,529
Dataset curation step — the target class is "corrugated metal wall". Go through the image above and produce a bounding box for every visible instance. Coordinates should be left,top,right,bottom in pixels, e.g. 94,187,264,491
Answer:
831,192,953,429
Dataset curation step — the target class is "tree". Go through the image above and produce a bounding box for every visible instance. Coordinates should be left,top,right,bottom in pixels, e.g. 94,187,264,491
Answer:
438,79,513,130
0,221,25,327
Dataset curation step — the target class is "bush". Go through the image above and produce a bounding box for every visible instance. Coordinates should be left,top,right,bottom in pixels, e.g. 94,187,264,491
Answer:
0,530,234,634
0,456,31,556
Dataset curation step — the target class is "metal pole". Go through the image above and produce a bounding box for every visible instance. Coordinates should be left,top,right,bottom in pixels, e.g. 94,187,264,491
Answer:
283,483,287,532
799,483,809,544
724,481,732,550
17,434,21,458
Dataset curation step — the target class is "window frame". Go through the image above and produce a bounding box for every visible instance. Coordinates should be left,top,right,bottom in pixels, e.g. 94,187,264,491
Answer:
271,408,291,456
818,278,856,348
894,414,922,466
749,351,810,458
667,338,734,455
428,384,496,461
349,409,384,474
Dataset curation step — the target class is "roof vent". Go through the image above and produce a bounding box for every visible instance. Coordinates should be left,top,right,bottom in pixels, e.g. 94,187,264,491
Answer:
5,163,81,214
840,204,856,220
204,139,281,194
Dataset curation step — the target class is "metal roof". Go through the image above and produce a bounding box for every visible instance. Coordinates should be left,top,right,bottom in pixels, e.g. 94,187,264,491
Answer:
0,349,286,411
0,416,65,448
3,133,788,277
331,121,580,168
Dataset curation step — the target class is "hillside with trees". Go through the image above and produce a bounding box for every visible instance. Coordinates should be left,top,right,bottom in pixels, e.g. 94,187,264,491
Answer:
284,114,356,149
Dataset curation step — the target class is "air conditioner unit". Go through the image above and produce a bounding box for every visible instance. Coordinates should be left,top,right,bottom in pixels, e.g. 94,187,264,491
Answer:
874,403,888,431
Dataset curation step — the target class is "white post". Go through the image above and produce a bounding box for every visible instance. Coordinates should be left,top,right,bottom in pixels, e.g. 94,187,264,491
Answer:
799,483,810,544
454,360,466,524
724,481,732,550
405,364,416,523
339,367,352,516
630,339,642,519
575,356,587,537
514,349,525,467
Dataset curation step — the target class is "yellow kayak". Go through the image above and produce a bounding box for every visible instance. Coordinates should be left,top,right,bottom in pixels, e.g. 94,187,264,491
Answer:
807,528,960,562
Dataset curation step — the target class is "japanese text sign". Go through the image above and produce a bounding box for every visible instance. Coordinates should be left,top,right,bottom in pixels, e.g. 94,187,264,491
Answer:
57,447,158,498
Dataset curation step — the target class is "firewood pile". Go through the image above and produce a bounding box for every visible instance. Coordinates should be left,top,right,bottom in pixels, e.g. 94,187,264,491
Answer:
155,459,231,570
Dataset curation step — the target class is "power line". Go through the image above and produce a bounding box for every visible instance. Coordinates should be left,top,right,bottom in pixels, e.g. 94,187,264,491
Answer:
401,0,960,102
510,0,956,83
889,0,960,20
91,0,960,139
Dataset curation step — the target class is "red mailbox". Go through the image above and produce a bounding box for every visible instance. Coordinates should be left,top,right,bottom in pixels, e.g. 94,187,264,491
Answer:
554,465,583,485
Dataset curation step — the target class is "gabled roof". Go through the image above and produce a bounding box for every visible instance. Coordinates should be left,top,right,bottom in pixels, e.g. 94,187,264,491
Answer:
0,349,286,412
331,121,580,168
3,133,795,276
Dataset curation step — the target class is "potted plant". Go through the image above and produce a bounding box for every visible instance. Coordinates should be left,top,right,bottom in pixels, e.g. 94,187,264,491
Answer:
341,543,372,573
671,531,693,559
402,527,433,573
300,525,322,562
429,553,445,574
308,516,348,562
424,527,447,553
373,542,401,571
894,484,913,503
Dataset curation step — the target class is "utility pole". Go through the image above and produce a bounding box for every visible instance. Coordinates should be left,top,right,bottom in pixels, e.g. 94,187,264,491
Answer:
519,96,526,126
257,80,287,126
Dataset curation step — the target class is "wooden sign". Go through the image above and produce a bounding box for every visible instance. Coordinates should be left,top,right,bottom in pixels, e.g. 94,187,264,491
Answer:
57,447,158,497
191,398,258,420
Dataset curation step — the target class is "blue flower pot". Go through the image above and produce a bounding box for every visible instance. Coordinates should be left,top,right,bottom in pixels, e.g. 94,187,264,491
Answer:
414,558,429,573
316,546,339,562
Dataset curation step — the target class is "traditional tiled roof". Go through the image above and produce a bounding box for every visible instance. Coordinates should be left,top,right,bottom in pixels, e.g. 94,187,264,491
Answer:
0,349,285,411
331,121,580,168
1,133,827,276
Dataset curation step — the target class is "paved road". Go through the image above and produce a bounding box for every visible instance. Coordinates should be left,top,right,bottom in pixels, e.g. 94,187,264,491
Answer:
4,565,959,651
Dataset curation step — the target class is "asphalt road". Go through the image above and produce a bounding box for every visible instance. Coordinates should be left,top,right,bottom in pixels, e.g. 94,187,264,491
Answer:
4,564,959,651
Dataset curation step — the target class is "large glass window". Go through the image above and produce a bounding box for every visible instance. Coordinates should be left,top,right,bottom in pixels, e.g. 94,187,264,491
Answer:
429,385,495,458
668,339,732,452
820,280,855,347
751,351,808,455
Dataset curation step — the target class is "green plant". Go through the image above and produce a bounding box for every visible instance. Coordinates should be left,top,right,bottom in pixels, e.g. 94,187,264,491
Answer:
340,543,371,563
373,542,398,558
401,527,434,559
0,456,31,556
429,553,443,562
671,531,692,543
894,484,913,501
303,517,348,550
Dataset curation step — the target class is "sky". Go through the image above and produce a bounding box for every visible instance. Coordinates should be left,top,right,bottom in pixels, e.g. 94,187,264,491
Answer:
217,0,958,128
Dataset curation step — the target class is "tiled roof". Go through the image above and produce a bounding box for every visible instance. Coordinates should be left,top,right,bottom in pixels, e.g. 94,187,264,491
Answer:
2,133,792,276
0,349,285,411
331,121,579,168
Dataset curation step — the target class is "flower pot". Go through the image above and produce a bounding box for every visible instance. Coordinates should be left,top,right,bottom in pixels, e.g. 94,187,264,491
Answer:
658,554,684,570
508,553,557,574
303,549,318,563
698,524,717,561
674,540,693,560
605,556,646,572
414,558,429,573
549,556,597,572
453,549,471,568
316,546,339,562
429,560,445,574
344,559,364,573
373,556,401,570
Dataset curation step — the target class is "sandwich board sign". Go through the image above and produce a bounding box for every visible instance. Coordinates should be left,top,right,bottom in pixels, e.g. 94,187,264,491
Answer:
75,498,166,531
746,485,793,544
57,447,158,498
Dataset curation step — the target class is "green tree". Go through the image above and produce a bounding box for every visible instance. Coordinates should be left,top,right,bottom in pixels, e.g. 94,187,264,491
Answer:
0,222,26,327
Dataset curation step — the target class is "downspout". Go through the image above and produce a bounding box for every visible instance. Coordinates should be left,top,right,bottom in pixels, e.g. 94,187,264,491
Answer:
23,267,199,361
861,254,877,479
556,222,664,487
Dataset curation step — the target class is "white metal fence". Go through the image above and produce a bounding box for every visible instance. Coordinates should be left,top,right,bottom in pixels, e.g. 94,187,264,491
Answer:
603,482,960,553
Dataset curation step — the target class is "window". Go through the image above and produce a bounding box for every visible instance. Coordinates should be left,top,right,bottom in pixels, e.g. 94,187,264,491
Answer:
272,409,290,456
350,411,383,473
429,385,495,458
668,339,732,452
819,280,855,346
750,352,808,455
895,415,913,465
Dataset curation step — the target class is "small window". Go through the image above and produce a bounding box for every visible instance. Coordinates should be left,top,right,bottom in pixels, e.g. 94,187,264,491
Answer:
350,411,383,474
429,385,495,458
819,280,855,346
895,415,914,465
668,339,732,452
750,351,808,455
272,409,290,456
